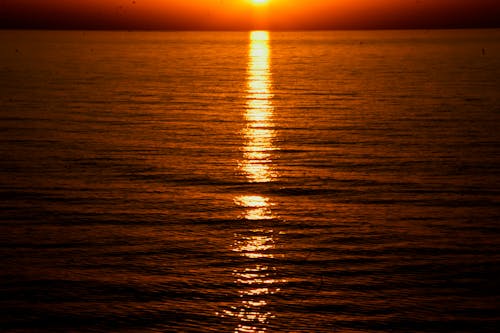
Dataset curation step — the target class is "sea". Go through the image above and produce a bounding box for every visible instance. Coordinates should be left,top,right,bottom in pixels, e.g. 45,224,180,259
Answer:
1,29,499,332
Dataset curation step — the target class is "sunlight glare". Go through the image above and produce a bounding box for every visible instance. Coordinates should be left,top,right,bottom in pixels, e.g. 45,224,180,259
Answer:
241,30,275,184
220,32,282,333
234,195,274,221
251,0,269,5
250,31,269,41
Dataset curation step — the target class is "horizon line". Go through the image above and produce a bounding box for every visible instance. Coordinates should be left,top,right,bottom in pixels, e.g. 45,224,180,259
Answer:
2,26,500,32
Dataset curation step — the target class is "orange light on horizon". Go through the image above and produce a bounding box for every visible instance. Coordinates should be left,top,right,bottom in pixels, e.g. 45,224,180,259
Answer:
2,0,498,30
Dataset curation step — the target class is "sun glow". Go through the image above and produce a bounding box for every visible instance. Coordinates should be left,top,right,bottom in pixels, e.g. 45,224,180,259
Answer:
251,0,269,5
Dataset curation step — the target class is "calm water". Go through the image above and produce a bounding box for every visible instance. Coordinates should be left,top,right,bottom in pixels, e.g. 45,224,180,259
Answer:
1,29,500,332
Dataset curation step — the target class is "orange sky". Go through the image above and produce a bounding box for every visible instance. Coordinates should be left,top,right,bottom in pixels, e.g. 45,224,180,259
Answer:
1,0,499,30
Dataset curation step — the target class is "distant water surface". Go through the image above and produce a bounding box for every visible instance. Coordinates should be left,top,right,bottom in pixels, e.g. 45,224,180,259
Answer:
1,29,500,332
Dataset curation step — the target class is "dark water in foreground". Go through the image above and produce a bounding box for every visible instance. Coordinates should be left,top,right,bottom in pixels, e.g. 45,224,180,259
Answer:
1,30,500,332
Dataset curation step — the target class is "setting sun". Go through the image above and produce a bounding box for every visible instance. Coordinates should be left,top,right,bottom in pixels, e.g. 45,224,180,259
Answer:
1,0,499,30
251,0,269,5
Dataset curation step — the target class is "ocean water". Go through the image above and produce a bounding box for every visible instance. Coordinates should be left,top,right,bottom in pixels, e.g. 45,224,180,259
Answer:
1,29,500,332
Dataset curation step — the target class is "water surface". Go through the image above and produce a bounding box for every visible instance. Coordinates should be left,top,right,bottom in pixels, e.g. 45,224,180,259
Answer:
1,29,500,332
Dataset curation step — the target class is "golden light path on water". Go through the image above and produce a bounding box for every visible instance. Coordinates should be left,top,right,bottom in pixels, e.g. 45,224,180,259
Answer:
223,31,282,333
240,30,277,186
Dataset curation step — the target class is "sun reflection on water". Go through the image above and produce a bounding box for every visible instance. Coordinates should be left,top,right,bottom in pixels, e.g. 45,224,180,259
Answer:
234,195,274,221
240,30,276,184
221,31,282,333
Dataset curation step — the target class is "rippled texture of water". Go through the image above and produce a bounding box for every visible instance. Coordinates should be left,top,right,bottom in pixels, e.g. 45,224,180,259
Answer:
1,30,500,332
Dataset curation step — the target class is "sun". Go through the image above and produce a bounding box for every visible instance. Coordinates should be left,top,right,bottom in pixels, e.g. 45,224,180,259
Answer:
251,0,269,4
